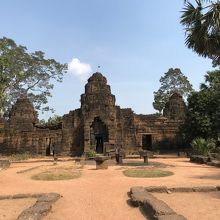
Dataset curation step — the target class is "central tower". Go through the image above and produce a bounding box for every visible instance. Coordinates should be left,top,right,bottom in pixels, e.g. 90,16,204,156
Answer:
81,72,117,153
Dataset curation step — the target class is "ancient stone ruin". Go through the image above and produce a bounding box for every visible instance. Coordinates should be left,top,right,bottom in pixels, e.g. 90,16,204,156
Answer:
0,72,186,156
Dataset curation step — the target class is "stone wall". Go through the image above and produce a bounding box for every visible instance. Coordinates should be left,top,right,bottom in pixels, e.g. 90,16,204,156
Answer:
0,72,185,156
134,115,182,151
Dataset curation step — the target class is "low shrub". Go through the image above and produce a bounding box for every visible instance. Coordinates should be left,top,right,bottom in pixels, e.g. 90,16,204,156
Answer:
191,138,216,156
87,150,96,158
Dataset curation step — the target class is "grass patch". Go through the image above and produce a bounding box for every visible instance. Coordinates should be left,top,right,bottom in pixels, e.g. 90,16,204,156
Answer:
31,165,81,181
123,169,174,178
8,153,34,161
121,161,170,168
122,162,148,166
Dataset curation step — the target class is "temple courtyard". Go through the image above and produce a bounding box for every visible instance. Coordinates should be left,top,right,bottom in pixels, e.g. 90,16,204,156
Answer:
0,156,220,220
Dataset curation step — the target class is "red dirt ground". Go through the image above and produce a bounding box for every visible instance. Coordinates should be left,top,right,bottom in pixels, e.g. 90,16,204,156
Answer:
0,157,220,220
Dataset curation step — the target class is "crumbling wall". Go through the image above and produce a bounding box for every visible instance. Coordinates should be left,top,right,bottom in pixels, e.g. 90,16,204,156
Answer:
134,114,182,150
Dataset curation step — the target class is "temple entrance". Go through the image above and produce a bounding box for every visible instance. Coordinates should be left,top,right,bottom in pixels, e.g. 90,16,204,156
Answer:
142,134,152,150
91,117,108,154
46,138,51,156
46,138,54,156
95,136,104,154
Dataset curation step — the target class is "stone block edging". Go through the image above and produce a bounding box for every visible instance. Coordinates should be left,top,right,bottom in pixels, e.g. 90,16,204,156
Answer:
144,185,220,193
130,186,220,219
130,186,186,220
0,160,10,169
0,193,61,220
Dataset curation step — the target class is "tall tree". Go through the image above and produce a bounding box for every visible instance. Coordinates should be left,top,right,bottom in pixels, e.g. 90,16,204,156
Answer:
200,69,220,90
153,68,193,113
39,114,63,126
0,37,67,116
181,70,220,143
181,0,220,66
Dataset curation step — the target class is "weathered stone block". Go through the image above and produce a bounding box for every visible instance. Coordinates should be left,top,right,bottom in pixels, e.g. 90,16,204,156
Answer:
157,214,187,220
168,187,194,193
145,186,168,193
0,160,10,169
95,156,109,169
193,186,217,192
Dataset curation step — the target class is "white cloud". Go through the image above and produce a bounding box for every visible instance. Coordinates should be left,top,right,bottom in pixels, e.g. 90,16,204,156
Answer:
68,58,92,81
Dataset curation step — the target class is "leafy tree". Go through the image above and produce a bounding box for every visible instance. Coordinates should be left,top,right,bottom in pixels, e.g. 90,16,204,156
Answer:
153,68,193,113
181,0,220,66
181,70,220,143
0,37,67,116
39,115,62,126
47,115,63,125
200,69,220,90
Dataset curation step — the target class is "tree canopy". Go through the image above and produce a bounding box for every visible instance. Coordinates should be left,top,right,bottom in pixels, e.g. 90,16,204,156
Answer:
153,68,193,113
181,0,220,66
181,70,220,143
0,37,67,116
39,115,63,126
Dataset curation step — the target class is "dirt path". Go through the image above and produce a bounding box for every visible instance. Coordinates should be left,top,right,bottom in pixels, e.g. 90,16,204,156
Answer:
0,198,36,220
0,157,220,220
154,192,220,220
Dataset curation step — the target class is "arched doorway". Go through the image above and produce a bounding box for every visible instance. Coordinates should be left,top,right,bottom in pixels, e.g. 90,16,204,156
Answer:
90,117,108,154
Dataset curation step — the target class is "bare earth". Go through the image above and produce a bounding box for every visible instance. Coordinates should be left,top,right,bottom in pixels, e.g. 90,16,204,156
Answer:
154,192,220,220
0,198,36,220
0,157,220,220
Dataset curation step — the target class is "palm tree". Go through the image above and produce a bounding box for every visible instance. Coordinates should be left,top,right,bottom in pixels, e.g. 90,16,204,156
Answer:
181,0,220,66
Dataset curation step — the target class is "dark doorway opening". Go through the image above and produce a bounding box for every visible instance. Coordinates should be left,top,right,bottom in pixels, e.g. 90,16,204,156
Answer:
46,138,51,156
46,138,53,156
95,136,104,154
91,117,108,154
142,134,152,150
46,146,50,156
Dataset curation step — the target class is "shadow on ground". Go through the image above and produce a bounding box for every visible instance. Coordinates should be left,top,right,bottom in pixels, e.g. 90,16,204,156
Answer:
191,173,220,180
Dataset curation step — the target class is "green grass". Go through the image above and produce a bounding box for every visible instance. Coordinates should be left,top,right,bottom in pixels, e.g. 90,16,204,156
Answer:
123,169,174,178
122,162,148,166
121,161,169,168
8,153,33,161
31,166,81,181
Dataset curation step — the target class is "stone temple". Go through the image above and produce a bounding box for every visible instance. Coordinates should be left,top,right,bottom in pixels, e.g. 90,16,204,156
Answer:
0,72,186,156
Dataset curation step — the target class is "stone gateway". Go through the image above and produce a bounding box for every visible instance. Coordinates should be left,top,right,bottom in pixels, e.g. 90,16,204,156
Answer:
0,72,186,156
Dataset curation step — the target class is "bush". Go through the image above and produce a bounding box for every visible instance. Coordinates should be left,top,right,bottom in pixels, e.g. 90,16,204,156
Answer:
87,150,96,158
191,138,216,156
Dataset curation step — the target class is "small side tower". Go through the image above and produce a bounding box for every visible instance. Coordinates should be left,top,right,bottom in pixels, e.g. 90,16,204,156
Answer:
163,92,186,121
9,95,38,131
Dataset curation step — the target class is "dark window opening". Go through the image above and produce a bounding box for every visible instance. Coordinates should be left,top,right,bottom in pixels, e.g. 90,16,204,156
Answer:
142,134,152,150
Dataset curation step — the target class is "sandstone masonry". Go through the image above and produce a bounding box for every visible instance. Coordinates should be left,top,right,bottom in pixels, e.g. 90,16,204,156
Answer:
0,72,186,156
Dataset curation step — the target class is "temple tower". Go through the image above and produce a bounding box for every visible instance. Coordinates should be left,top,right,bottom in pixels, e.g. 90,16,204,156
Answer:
163,92,186,121
81,72,117,153
9,95,38,131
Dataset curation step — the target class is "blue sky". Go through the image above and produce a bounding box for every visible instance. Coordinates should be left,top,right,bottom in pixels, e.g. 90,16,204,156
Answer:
0,0,213,119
